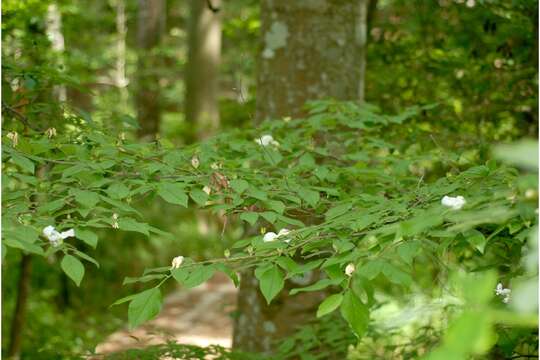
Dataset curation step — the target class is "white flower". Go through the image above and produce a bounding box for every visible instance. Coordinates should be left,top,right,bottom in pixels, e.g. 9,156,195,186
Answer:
441,195,466,210
495,282,511,304
203,186,211,195
191,156,200,169
112,213,120,229
278,228,290,237
263,232,278,242
43,225,75,247
171,256,184,269
263,229,292,243
345,263,356,277
277,228,291,243
6,131,18,147
45,127,57,139
255,134,279,147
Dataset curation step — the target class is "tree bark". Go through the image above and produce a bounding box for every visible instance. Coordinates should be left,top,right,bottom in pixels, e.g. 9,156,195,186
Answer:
115,0,129,107
46,3,67,102
185,0,222,142
135,0,166,140
233,0,369,354
7,255,32,360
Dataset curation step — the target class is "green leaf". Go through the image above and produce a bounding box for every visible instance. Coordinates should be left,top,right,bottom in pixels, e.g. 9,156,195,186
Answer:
61,255,85,286
38,199,65,214
157,182,188,207
266,200,285,215
72,189,100,208
11,153,34,174
240,212,258,226
110,293,138,307
277,214,305,227
358,260,384,280
400,212,443,237
106,183,130,199
76,228,98,248
298,188,320,208
62,164,87,178
317,294,343,318
3,238,43,255
275,257,299,273
248,188,268,201
290,277,343,295
260,211,278,224
118,217,150,236
71,249,100,268
340,290,369,338
190,188,209,206
397,241,420,265
123,274,165,285
463,229,487,254
326,203,352,220
172,267,190,283
299,153,316,168
314,166,329,181
382,264,412,286
230,179,249,194
183,265,216,288
128,288,162,329
258,265,284,304
262,148,282,165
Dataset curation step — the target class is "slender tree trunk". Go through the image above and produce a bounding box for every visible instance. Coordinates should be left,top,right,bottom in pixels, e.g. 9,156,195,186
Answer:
115,0,129,107
233,0,369,353
8,255,32,360
135,0,166,140
46,3,67,102
185,0,222,142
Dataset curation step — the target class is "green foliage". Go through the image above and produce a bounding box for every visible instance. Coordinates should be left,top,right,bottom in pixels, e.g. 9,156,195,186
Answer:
3,96,537,358
61,255,85,287
2,0,537,358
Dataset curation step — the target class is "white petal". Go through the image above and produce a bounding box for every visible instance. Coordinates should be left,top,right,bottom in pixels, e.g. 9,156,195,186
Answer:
263,232,278,242
60,229,75,239
171,256,184,269
345,263,356,277
441,195,466,210
441,196,453,207
278,228,290,237
43,225,56,237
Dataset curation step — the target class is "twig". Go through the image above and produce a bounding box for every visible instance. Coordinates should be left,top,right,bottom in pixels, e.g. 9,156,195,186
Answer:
2,101,39,131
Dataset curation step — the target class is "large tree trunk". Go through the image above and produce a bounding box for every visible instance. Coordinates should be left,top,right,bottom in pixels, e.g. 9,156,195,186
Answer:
185,0,222,142
135,0,166,140
7,255,32,360
233,0,369,354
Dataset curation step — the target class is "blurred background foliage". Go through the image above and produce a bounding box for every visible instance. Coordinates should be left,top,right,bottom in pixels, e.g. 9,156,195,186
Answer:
1,0,537,358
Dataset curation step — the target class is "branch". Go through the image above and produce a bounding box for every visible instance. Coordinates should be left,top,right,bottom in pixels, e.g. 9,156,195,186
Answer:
2,101,39,131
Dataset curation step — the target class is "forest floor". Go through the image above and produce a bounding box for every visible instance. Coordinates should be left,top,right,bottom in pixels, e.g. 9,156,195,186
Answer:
95,273,237,356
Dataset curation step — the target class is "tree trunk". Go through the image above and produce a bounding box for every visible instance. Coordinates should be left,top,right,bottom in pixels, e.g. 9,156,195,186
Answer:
233,0,369,354
135,0,166,140
115,0,129,107
8,255,32,360
46,3,67,102
185,0,222,142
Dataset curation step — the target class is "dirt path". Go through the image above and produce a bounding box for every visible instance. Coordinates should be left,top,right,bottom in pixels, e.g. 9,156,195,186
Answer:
95,273,237,355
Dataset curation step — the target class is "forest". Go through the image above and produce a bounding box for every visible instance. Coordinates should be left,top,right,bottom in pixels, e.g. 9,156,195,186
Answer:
1,0,539,359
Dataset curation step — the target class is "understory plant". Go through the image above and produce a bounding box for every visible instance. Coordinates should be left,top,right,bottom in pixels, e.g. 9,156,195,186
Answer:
3,100,538,359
